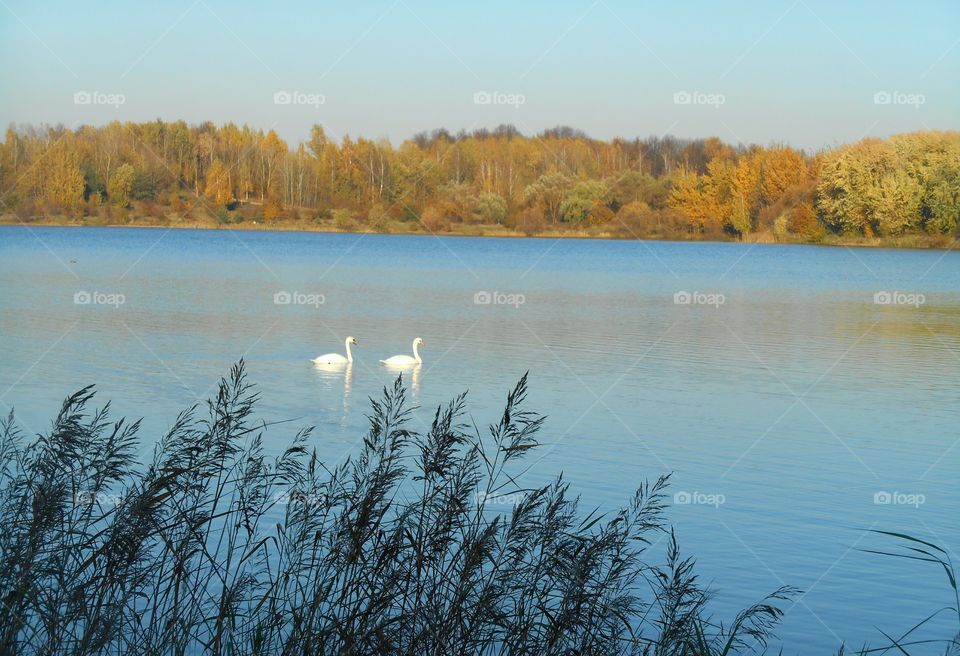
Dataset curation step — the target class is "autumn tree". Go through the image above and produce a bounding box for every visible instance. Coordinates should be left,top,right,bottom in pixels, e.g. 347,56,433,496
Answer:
913,133,960,233
669,170,721,234
1,121,955,241
259,130,288,201
204,159,232,207
788,203,823,239
28,137,85,214
923,164,960,233
524,172,570,224
817,138,896,235
263,177,285,220
108,163,136,207
758,146,807,206
816,132,959,236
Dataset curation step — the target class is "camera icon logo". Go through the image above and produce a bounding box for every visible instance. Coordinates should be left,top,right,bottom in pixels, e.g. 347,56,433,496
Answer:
873,491,892,505
673,90,692,105
273,291,292,305
673,291,692,305
473,91,492,105
74,290,92,305
73,91,92,105
873,291,892,305
873,91,892,105
474,290,492,305
273,90,292,105
673,491,692,505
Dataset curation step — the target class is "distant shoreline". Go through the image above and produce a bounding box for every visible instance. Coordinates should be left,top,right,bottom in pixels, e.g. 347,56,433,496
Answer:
2,215,956,251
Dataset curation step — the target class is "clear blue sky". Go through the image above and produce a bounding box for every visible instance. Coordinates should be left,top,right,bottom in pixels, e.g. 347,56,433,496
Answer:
1,0,957,150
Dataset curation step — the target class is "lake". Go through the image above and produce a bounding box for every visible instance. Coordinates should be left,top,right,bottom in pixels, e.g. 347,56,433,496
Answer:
1,225,958,653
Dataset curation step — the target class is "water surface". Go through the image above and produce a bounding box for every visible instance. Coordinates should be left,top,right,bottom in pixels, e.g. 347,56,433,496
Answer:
1,226,958,653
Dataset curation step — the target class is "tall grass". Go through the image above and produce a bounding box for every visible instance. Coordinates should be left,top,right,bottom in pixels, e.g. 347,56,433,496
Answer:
0,361,946,655
848,531,960,656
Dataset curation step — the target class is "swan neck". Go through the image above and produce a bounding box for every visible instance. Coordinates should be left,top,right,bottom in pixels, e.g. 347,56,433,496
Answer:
413,341,421,363
345,339,353,362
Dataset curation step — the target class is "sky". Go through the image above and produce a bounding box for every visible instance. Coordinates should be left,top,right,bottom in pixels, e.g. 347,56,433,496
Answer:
0,0,957,151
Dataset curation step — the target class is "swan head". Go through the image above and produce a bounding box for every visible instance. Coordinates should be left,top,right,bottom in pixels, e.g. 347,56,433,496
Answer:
414,337,424,346
347,336,359,346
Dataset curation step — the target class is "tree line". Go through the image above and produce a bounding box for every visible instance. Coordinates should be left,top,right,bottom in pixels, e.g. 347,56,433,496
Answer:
1,121,957,241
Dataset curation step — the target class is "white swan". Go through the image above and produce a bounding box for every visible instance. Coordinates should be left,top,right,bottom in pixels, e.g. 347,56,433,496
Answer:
380,337,424,366
311,336,358,364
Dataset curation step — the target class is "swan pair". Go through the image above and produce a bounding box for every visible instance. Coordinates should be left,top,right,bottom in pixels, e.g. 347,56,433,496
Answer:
311,337,425,366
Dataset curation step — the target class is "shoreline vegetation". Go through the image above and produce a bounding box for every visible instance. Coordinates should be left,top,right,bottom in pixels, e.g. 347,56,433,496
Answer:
1,364,957,654
1,123,958,250
2,212,956,250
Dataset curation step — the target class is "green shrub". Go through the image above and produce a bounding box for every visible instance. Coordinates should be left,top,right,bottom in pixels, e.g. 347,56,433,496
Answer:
332,208,356,231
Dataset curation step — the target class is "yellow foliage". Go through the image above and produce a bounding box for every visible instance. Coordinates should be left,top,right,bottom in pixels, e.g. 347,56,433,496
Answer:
204,159,232,207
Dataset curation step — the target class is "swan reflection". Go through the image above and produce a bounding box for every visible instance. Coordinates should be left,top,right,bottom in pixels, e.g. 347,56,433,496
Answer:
311,361,354,419
381,362,421,398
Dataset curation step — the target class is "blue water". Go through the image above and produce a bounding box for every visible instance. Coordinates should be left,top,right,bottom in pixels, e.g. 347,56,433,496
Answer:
1,225,958,653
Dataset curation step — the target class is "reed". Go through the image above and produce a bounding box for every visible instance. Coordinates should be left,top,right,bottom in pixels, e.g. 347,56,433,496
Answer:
0,362,948,654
